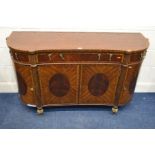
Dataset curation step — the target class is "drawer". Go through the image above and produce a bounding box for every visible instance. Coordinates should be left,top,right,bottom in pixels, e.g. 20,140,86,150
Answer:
100,53,123,62
110,54,123,62
38,53,123,63
38,53,99,62
12,52,29,63
130,52,144,62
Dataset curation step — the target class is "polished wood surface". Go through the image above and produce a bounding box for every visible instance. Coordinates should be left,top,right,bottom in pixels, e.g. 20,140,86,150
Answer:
39,64,79,105
7,32,149,52
119,63,141,105
79,64,120,104
6,31,149,113
15,63,35,105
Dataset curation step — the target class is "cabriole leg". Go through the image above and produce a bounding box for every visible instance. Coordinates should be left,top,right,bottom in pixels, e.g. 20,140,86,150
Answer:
37,107,44,115
112,106,118,114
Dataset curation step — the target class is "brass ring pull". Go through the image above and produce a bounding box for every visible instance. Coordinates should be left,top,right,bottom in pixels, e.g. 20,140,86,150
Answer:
59,53,65,60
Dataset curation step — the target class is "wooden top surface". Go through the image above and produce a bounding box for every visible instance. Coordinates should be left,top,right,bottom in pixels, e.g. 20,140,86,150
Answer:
6,31,149,52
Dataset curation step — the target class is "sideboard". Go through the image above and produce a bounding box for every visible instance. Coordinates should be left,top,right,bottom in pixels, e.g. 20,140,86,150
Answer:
6,32,149,114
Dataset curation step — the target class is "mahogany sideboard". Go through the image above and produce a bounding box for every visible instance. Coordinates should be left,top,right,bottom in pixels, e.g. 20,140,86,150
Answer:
6,32,149,114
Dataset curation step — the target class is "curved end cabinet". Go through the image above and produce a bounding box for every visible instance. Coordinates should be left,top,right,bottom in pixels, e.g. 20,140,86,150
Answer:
6,32,149,114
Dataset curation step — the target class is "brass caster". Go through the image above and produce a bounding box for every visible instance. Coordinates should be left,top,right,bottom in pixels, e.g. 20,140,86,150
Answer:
112,106,118,114
37,108,44,115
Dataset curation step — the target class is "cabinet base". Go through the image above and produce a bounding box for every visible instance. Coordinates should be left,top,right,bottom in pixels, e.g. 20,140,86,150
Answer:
35,105,119,115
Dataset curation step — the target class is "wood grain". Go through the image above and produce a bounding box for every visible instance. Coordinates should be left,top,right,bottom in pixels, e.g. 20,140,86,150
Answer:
38,64,79,105
79,64,121,104
6,32,149,111
119,63,141,105
7,32,149,52
14,63,35,105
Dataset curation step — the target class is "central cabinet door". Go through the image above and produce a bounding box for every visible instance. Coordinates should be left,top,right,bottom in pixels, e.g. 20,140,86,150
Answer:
79,64,121,105
38,64,79,105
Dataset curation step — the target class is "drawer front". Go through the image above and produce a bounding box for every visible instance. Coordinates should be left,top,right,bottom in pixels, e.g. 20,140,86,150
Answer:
130,52,145,63
110,54,123,62
38,64,79,105
38,53,123,63
130,53,142,62
38,53,98,62
12,52,29,63
79,64,121,104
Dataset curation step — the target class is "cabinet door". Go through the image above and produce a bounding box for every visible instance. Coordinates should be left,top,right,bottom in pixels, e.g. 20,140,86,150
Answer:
119,63,141,105
79,64,121,105
15,63,35,105
38,64,79,105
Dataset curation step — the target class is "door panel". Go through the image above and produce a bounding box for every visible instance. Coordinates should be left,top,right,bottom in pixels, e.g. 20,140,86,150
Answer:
15,63,35,105
79,64,121,104
119,63,141,105
38,64,79,105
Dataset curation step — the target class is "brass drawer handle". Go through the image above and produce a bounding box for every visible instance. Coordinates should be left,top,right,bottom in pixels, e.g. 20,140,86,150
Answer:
109,53,113,61
59,53,65,60
48,53,52,61
141,52,146,60
98,54,101,61
15,53,18,60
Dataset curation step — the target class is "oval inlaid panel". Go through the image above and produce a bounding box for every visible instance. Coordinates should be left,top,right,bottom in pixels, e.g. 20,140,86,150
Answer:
88,73,109,96
49,73,70,97
129,76,137,94
16,72,27,95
